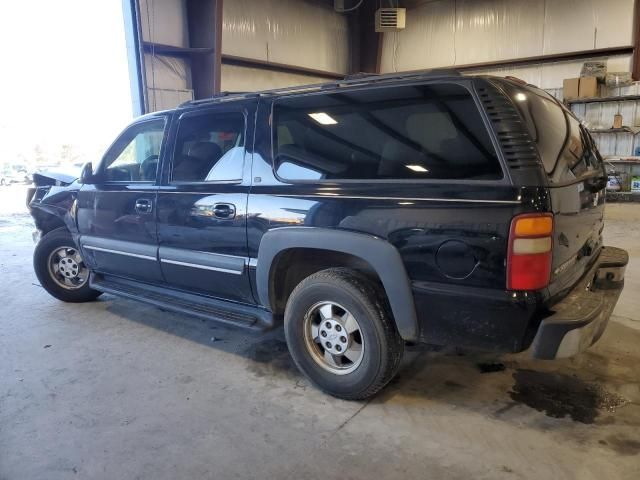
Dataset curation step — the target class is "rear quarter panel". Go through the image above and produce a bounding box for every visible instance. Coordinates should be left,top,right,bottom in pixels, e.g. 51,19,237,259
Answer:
248,90,547,351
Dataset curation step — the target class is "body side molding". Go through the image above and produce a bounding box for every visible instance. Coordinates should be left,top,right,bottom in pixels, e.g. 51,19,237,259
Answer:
79,235,158,260
159,246,246,274
256,227,418,341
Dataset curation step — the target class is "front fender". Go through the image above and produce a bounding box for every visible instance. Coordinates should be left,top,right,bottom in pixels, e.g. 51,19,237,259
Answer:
29,184,80,235
256,227,418,341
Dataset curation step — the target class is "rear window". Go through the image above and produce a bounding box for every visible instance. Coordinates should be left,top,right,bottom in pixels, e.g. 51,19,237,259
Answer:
272,83,502,181
501,81,603,178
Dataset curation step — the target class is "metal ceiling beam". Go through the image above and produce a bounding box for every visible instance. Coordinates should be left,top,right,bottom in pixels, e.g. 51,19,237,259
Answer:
451,46,634,73
142,42,344,80
221,54,344,80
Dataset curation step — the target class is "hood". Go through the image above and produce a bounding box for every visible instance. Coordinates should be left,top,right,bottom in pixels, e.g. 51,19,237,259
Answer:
32,171,77,187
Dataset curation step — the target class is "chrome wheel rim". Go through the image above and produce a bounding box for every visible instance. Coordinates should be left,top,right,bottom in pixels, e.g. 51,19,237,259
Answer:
303,301,365,375
47,246,88,290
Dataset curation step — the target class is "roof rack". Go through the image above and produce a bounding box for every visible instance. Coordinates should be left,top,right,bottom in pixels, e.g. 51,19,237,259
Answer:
178,68,463,108
179,91,254,107
342,72,380,81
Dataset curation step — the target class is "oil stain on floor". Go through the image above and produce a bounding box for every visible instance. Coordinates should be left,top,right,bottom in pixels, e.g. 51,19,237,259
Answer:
244,338,299,379
509,369,629,424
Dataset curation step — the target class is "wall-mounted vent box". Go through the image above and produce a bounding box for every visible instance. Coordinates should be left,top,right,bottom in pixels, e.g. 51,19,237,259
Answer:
375,8,406,32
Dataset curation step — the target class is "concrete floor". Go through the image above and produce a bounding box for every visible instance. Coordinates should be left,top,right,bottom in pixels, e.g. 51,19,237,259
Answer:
1,185,639,479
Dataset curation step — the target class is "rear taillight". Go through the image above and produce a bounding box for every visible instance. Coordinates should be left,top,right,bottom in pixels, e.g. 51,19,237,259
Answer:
507,213,554,291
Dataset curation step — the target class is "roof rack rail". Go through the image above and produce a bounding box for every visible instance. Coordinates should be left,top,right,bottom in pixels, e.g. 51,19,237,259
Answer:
343,72,379,81
365,68,461,81
177,68,464,108
179,91,253,107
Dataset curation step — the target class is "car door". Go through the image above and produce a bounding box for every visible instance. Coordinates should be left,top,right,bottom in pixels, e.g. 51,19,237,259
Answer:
76,115,168,283
155,101,255,303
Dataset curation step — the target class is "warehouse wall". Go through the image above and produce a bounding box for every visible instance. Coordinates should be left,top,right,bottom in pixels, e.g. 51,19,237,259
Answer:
222,0,349,75
138,0,349,110
138,0,192,110
380,0,635,89
221,0,349,91
221,64,328,92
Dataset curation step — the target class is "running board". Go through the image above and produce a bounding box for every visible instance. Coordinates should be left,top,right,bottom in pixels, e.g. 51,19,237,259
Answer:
91,273,277,331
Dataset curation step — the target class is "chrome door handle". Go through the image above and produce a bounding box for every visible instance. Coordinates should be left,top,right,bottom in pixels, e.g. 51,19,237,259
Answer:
135,198,153,214
212,203,236,219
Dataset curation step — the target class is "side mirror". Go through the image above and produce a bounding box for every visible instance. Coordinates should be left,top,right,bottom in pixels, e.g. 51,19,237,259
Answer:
79,162,96,184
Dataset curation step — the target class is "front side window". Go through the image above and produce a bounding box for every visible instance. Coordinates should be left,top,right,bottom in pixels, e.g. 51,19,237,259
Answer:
102,119,165,182
273,83,502,181
171,112,245,183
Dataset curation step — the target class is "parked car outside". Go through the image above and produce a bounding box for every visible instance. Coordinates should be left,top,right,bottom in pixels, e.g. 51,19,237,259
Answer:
27,72,628,399
1,166,29,186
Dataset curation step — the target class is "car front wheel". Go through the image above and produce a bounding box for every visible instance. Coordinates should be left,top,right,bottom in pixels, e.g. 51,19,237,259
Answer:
284,268,404,400
33,228,102,303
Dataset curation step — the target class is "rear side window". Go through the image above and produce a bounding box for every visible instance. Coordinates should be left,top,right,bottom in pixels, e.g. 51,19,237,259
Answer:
273,83,502,181
500,82,603,178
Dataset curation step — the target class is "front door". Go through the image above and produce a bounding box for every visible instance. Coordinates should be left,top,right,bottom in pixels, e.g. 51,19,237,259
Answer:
155,102,255,303
76,116,168,283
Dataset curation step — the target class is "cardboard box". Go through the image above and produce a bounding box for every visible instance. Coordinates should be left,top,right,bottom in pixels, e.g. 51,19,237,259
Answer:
579,76,598,98
613,114,623,129
563,78,580,100
563,76,600,100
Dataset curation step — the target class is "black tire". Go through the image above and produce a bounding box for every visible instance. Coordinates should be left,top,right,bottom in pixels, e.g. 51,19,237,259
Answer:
33,228,102,303
284,268,404,400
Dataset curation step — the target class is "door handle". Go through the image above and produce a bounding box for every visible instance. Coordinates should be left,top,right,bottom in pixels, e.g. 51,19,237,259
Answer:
212,203,236,219
135,198,153,214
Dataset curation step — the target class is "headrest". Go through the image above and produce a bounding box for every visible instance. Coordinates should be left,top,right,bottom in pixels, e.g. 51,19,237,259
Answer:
187,142,221,161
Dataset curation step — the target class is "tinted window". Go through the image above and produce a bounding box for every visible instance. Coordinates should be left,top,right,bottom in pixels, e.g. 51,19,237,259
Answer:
273,83,502,181
102,119,165,182
172,112,245,182
501,81,603,178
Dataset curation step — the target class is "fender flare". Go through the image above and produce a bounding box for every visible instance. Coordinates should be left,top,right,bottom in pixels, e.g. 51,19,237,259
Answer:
256,227,418,341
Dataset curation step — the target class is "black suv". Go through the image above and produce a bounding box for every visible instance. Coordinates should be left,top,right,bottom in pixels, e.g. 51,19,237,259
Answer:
28,72,628,399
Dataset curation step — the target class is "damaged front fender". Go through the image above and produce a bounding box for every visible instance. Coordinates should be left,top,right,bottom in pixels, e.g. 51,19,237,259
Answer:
28,171,81,236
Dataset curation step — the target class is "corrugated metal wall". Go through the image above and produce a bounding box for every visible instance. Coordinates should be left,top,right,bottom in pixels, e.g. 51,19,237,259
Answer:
139,0,193,110
221,0,349,91
221,64,329,91
222,0,349,74
133,0,639,111
380,0,635,88
138,0,349,110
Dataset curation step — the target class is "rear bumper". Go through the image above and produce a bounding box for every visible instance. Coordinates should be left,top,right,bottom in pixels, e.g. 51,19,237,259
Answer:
529,246,628,359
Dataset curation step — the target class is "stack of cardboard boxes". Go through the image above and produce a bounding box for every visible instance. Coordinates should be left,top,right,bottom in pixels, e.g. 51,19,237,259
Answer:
562,76,598,101
563,61,609,101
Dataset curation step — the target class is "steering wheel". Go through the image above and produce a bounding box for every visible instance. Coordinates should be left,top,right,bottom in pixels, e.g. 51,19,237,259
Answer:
139,154,159,181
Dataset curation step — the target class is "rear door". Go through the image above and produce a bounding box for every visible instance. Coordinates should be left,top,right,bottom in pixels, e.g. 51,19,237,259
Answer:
77,116,167,283
498,80,607,297
155,102,255,303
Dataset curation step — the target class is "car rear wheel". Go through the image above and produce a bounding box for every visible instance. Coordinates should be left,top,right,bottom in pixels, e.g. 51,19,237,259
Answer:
284,268,404,400
34,228,102,303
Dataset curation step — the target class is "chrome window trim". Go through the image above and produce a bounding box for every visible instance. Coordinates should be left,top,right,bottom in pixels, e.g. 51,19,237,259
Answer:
271,194,521,204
